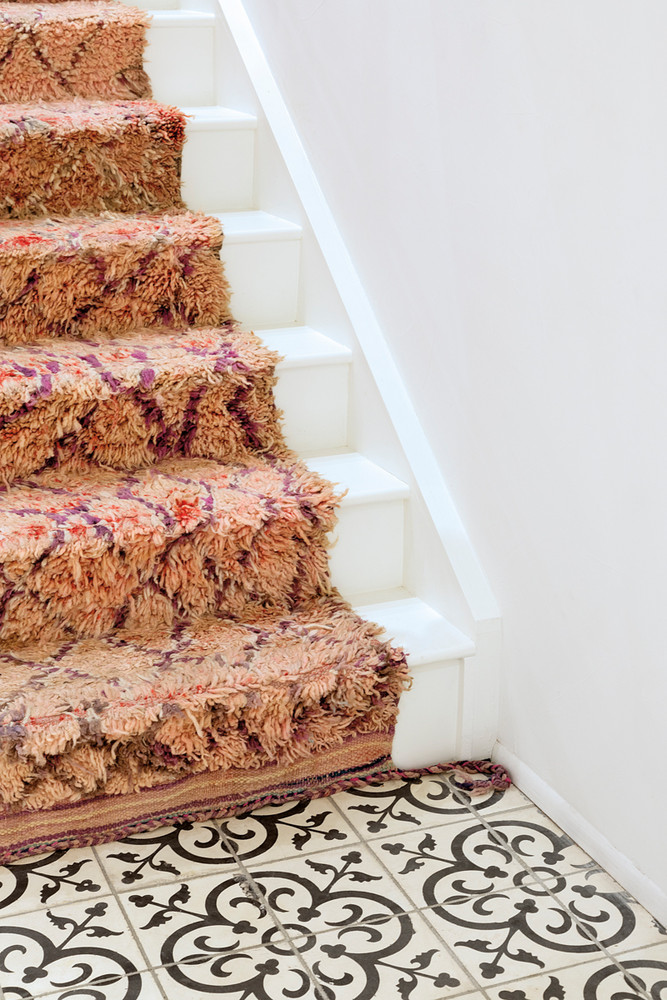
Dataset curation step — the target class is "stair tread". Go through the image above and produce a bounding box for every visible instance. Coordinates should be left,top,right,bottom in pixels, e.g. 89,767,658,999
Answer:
354,595,476,665
0,211,228,343
0,454,338,645
305,452,410,505
216,210,302,243
149,9,214,26
258,327,352,368
0,594,407,811
0,2,151,103
0,326,281,482
0,100,185,219
184,106,257,130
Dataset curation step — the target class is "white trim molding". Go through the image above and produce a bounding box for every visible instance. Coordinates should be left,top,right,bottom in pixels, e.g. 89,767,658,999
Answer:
494,744,667,928
216,0,500,629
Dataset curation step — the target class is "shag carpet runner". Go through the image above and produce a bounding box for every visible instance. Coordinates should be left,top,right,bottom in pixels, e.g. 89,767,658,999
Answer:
0,0,508,861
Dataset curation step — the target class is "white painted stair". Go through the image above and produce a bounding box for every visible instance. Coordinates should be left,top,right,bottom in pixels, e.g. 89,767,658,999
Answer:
128,0,493,768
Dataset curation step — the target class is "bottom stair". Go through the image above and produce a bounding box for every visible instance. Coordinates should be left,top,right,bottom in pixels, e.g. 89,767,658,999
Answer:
0,596,410,859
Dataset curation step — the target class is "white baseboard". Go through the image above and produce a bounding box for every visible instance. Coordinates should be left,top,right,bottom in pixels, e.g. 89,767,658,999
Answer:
494,743,667,928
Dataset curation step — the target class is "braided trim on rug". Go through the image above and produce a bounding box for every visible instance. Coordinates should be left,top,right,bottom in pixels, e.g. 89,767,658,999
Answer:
0,756,511,863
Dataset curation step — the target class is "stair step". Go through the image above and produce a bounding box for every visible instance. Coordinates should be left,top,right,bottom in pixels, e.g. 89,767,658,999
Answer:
353,596,475,666
355,595,475,769
0,595,405,812
258,328,351,453
306,453,409,596
0,212,228,342
0,456,337,645
0,102,184,220
0,327,277,483
146,10,215,106
217,212,303,328
0,2,151,103
182,107,256,212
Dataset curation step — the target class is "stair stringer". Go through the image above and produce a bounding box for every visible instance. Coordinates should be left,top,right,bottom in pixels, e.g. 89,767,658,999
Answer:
200,0,502,761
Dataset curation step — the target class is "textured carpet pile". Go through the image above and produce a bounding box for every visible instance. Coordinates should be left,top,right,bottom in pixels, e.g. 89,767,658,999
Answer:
0,0,506,859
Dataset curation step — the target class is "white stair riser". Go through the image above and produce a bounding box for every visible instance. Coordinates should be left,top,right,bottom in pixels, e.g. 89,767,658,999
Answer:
182,127,255,212
392,660,462,768
221,240,301,328
275,365,349,452
328,500,404,596
146,23,215,106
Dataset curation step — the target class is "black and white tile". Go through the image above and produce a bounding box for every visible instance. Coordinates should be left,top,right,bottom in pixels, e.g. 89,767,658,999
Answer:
292,911,477,1000
416,872,663,988
241,843,417,939
219,796,359,867
153,941,322,999
0,848,110,919
0,894,149,999
482,944,667,999
333,774,529,840
97,819,236,891
120,868,287,975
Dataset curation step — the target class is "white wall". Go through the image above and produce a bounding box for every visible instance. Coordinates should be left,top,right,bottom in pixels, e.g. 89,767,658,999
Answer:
240,0,667,901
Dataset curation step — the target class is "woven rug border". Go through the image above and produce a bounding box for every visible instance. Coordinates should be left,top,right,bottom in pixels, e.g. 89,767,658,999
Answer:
0,734,509,864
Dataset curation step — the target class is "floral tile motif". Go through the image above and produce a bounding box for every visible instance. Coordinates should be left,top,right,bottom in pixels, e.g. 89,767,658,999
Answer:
546,870,667,956
39,970,166,1000
120,869,286,974
482,948,657,999
153,942,322,999
244,844,416,939
371,819,541,912
372,809,597,912
97,820,237,891
0,847,110,919
293,912,478,1000
332,774,515,839
0,894,149,999
219,796,359,867
418,874,657,988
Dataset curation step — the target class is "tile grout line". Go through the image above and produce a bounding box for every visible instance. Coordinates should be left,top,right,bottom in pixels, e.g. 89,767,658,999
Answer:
91,843,171,1000
212,816,331,1000
326,793,496,999
445,777,654,1000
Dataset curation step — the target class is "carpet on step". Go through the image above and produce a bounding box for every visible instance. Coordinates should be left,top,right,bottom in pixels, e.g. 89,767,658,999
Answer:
0,327,286,482
0,2,151,102
0,212,231,342
0,598,408,812
0,100,185,218
0,455,339,644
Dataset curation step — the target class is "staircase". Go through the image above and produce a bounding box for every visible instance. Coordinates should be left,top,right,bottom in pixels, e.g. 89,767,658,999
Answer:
138,0,500,769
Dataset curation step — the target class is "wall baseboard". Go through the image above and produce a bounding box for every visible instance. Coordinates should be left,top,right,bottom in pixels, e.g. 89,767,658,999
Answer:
494,743,667,928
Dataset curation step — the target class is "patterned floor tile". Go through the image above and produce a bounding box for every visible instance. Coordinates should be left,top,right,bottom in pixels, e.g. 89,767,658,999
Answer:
32,969,166,1000
332,774,517,839
119,869,286,973
418,879,622,987
292,911,478,999
219,796,360,867
607,941,667,997
242,843,416,938
540,869,667,956
0,847,110,919
153,942,322,998
0,894,149,998
368,818,539,912
96,819,237,891
448,777,533,818
482,953,650,999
